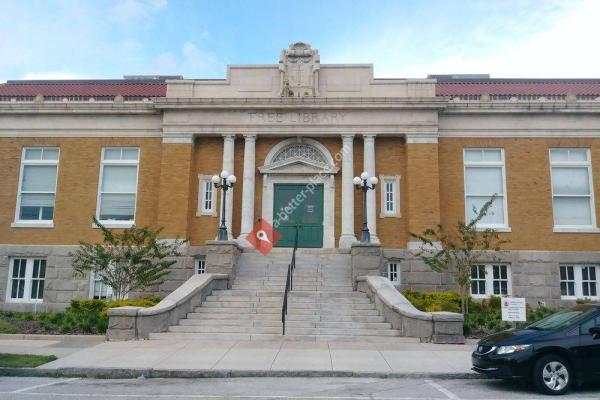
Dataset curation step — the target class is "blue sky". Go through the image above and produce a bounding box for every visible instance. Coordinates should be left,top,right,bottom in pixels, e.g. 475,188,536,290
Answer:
1,0,598,82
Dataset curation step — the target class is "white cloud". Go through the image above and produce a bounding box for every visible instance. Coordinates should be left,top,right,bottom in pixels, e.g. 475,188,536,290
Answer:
112,0,169,23
376,0,600,78
21,72,88,80
147,41,223,77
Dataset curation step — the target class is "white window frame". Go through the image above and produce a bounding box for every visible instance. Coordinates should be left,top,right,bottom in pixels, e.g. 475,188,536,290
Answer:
197,175,217,216
95,147,140,229
196,258,206,274
470,264,512,299
379,175,401,218
12,147,60,228
560,265,599,300
549,148,598,233
386,261,400,284
463,148,510,231
88,272,114,300
6,257,46,303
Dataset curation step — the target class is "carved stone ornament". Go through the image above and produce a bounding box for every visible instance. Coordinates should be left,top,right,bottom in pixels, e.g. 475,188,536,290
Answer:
279,42,320,97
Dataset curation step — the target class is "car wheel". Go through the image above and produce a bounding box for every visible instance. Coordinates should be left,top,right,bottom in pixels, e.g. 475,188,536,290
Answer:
533,355,572,395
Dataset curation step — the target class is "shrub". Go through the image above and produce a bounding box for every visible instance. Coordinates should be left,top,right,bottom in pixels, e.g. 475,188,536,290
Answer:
0,296,161,335
403,290,558,337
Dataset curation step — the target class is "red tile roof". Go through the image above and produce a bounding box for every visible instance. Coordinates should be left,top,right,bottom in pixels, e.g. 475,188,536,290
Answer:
0,79,167,99
435,78,600,98
2,77,600,99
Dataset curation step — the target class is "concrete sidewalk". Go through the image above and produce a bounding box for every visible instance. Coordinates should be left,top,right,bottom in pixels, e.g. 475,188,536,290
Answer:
24,338,478,378
0,335,104,358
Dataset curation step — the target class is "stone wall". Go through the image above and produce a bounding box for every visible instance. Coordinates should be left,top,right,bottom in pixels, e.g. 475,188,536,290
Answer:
0,244,200,312
383,248,600,308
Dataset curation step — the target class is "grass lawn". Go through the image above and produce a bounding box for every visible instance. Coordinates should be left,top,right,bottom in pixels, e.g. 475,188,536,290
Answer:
0,353,58,368
0,320,20,334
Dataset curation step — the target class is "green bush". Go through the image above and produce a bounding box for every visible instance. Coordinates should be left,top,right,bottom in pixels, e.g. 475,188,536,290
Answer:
402,290,558,337
0,296,161,335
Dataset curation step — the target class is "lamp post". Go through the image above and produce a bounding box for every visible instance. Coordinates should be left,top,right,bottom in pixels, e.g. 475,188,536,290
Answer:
353,171,378,243
212,170,237,241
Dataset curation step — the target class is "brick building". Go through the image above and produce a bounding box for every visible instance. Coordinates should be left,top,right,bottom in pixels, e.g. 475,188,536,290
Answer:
1,42,599,312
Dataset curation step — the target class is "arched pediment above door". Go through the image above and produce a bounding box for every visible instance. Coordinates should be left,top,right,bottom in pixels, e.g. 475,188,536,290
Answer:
258,137,339,175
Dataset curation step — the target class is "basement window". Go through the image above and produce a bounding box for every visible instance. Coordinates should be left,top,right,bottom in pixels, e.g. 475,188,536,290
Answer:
560,265,598,300
6,258,46,303
196,258,206,274
386,262,400,283
470,264,511,299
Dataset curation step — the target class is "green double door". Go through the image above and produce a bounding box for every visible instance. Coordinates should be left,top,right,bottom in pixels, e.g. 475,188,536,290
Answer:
273,184,324,248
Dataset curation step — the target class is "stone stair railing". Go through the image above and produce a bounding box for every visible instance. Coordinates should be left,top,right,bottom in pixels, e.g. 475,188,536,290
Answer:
107,274,229,340
356,276,465,344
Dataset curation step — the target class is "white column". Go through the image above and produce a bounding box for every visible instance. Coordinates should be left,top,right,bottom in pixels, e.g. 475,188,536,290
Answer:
363,134,379,243
339,134,357,248
238,134,256,243
221,134,235,239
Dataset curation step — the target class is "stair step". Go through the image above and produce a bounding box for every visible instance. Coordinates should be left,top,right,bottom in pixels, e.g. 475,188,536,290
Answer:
286,308,379,316
288,297,370,304
187,312,281,321
212,290,283,297
205,295,283,302
184,318,283,327
284,327,400,337
195,307,280,314
202,301,282,308
285,315,386,323
149,332,410,343
170,325,282,334
285,321,392,329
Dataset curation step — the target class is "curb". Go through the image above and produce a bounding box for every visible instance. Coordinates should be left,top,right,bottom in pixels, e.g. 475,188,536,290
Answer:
0,334,105,342
0,367,483,380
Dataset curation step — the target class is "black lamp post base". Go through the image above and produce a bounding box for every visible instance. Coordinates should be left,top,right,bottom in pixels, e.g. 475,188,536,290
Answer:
360,226,370,243
217,226,228,241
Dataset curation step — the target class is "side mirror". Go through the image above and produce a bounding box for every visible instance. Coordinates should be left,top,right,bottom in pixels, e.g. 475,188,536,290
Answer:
589,327,600,340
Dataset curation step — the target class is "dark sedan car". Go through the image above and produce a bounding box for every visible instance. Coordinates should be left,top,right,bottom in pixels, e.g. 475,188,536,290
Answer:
472,303,600,395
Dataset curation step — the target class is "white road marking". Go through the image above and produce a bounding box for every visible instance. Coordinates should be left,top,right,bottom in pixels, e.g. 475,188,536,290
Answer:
0,393,446,399
424,379,461,400
10,377,80,393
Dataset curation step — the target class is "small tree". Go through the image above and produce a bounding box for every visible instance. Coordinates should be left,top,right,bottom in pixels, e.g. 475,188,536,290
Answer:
71,217,187,300
409,196,508,314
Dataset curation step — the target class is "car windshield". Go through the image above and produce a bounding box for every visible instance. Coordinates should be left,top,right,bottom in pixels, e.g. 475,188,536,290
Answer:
527,305,598,331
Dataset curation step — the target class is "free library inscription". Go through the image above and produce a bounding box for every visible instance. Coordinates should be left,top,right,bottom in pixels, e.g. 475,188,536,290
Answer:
247,111,346,124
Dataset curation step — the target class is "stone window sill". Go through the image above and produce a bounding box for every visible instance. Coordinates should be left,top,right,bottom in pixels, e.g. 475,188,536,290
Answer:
11,221,54,228
475,226,512,233
93,221,135,229
553,227,600,233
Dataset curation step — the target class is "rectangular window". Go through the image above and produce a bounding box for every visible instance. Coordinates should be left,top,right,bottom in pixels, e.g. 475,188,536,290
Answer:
89,273,113,300
7,258,46,303
197,175,217,215
379,175,400,217
470,264,511,298
96,147,139,225
550,149,596,230
561,265,599,299
387,262,399,283
463,149,508,229
14,147,59,225
196,259,206,274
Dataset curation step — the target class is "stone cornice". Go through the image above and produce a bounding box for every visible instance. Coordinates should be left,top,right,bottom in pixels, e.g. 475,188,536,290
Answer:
0,102,158,115
443,100,600,114
154,97,448,110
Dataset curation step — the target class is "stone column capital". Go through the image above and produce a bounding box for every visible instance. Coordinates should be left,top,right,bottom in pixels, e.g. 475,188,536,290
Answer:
222,134,236,142
363,134,377,141
243,134,257,142
341,134,355,142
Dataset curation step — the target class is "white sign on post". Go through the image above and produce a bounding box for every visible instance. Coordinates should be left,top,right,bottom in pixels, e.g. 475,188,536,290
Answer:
501,298,527,322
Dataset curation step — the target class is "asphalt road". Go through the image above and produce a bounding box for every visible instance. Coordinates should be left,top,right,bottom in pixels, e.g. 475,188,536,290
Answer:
0,376,599,399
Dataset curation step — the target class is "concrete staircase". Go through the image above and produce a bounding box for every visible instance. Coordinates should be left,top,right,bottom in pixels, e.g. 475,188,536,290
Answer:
150,249,403,342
